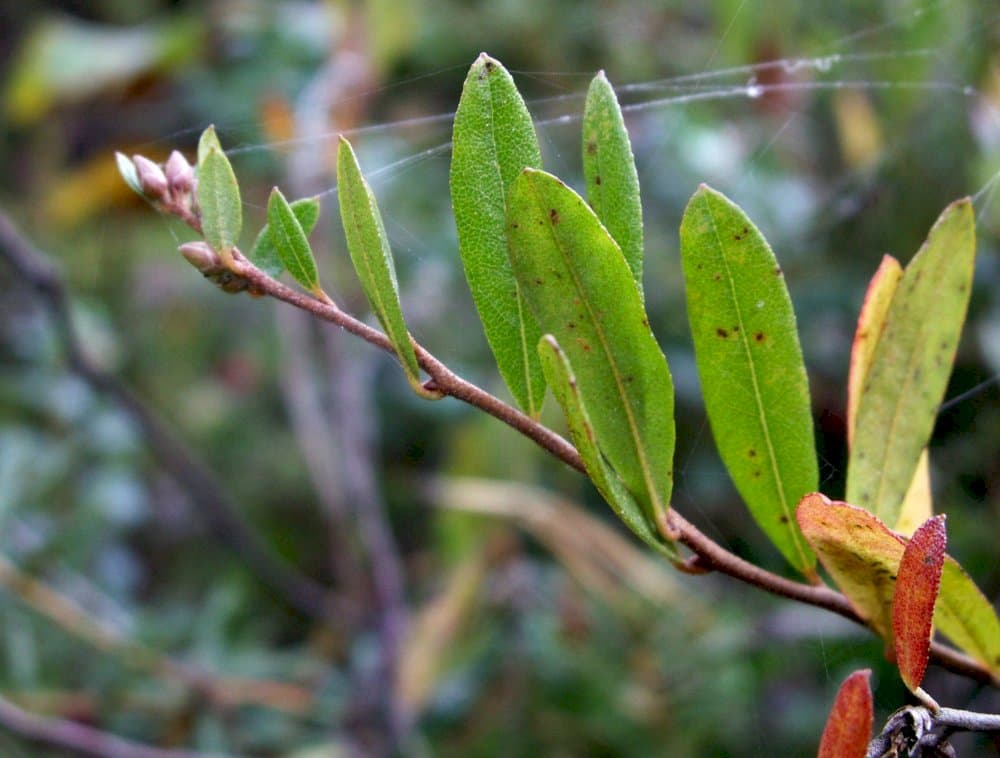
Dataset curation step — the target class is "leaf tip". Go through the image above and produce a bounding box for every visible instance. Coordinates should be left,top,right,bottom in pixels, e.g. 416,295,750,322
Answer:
688,183,720,207
878,252,901,269
474,52,499,71
197,124,223,166
818,668,873,758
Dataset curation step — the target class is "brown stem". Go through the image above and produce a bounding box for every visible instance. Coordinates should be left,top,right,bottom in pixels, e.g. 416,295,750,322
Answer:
229,252,584,470
224,251,999,688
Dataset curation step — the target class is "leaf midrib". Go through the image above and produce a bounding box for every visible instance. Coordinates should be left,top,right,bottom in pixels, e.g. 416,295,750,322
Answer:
484,71,539,417
869,283,931,521
703,199,810,568
346,182,391,324
526,176,664,519
275,206,306,282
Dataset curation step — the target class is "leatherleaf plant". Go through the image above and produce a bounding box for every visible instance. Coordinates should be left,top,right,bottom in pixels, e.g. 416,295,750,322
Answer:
119,53,999,755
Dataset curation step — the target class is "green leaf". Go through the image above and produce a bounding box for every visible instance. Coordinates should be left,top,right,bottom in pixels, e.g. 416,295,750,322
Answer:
893,515,946,694
680,185,817,577
582,71,643,294
450,53,546,417
115,152,143,196
337,137,431,397
847,199,976,524
249,197,320,277
507,168,675,528
266,188,320,294
197,125,223,167
817,670,872,758
935,554,1000,676
538,336,678,557
797,494,1000,675
196,147,242,255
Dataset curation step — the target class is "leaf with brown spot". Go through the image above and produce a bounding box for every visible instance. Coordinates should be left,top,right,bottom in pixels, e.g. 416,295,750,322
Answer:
680,186,817,577
507,169,675,532
817,669,873,758
893,515,946,693
847,200,975,525
582,71,643,295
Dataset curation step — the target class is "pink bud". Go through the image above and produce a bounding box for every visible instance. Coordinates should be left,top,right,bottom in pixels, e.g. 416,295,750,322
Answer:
178,241,222,274
132,155,168,199
164,150,195,196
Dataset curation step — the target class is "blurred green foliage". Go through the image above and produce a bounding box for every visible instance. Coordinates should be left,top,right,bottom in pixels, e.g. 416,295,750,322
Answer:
1,0,997,754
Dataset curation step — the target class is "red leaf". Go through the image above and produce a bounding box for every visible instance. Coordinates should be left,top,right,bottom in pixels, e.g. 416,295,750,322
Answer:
818,669,873,758
893,515,947,693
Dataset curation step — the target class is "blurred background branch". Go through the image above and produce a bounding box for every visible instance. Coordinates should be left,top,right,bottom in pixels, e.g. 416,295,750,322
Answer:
0,692,210,758
0,207,334,620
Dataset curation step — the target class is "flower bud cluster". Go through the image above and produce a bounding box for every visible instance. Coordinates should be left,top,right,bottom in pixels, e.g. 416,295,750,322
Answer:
131,151,197,212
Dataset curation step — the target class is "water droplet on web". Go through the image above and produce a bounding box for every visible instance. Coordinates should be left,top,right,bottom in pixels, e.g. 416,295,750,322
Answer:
746,76,762,99
815,54,839,73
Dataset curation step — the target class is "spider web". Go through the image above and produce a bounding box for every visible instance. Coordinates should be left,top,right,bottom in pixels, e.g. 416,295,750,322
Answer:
190,0,1000,561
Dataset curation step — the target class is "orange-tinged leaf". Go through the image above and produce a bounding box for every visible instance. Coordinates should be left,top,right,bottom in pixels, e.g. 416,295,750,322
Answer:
893,515,946,693
797,495,1000,673
817,669,873,758
797,494,904,639
847,255,932,535
847,255,902,445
